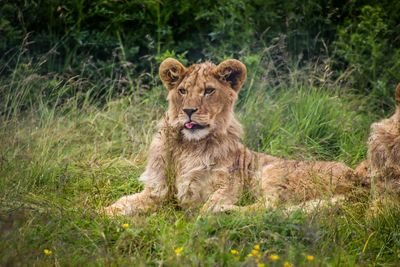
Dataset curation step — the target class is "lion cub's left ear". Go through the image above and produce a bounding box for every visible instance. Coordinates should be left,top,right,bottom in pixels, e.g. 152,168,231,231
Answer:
159,58,187,90
214,59,247,92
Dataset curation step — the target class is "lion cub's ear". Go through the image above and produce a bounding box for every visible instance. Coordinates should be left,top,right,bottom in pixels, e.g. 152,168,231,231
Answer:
214,59,247,92
396,83,400,104
159,58,187,90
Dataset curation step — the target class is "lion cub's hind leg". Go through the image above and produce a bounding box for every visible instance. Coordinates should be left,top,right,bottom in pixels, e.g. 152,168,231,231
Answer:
257,160,354,213
284,195,345,214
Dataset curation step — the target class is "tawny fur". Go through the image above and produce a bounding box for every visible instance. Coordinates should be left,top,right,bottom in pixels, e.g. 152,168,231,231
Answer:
356,84,400,196
105,58,355,216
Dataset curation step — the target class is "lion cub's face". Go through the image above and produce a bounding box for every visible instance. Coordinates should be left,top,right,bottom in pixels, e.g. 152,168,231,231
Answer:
159,58,247,140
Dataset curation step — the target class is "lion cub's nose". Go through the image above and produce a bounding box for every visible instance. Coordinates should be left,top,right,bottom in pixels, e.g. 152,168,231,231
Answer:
183,108,198,118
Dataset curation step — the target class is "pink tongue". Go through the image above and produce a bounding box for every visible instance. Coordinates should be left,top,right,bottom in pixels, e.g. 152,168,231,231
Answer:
185,122,195,129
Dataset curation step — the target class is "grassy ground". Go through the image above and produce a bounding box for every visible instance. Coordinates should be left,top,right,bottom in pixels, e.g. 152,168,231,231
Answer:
1,57,400,266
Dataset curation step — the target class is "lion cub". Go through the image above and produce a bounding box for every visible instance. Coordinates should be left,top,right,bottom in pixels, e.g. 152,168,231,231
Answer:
105,58,355,216
356,84,400,197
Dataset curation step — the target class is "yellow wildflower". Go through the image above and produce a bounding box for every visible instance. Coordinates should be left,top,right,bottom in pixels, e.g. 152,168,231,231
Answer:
174,246,184,256
306,255,315,261
269,254,280,261
283,261,293,267
43,249,52,256
257,263,265,267
253,244,260,251
250,249,259,257
121,223,129,229
230,249,239,255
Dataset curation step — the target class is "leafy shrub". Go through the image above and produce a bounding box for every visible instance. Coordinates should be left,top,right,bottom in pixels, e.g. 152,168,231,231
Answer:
1,0,399,114
334,4,400,112
0,1,348,73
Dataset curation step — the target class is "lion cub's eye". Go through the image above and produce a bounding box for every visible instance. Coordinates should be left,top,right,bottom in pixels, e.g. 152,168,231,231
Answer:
204,87,215,96
178,88,187,95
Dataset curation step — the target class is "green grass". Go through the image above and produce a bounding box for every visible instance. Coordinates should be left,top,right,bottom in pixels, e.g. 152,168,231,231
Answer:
1,58,400,266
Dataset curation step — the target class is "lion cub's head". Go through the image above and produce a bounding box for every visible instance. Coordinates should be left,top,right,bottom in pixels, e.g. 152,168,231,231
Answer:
159,58,247,140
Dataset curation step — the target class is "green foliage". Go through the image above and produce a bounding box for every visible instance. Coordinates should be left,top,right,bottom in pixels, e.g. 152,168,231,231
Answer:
2,1,398,112
155,50,188,65
241,86,368,164
334,4,400,113
1,0,354,73
336,5,388,84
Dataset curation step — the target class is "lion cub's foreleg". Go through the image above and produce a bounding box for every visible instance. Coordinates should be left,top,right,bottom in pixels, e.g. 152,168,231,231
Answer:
105,135,169,216
104,187,164,216
200,171,242,213
104,165,168,216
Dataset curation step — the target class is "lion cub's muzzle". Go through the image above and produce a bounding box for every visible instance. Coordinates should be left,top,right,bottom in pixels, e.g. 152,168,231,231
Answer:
182,108,209,130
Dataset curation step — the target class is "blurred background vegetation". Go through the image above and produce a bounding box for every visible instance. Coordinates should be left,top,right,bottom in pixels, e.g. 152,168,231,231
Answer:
1,1,400,266
1,0,399,111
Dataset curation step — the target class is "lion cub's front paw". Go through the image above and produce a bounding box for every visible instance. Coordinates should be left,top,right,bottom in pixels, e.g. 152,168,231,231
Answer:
104,204,126,216
200,203,239,214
